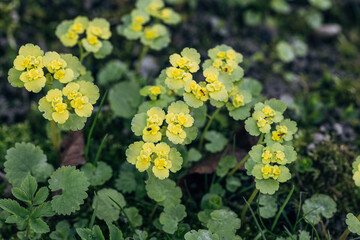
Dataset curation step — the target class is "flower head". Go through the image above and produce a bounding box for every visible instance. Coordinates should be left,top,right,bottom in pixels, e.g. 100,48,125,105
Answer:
126,141,183,179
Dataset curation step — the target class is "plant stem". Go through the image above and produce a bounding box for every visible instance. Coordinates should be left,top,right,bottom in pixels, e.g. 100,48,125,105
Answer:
198,107,222,151
51,121,59,155
148,203,159,224
135,45,149,75
78,42,90,63
227,133,264,176
228,154,250,176
241,188,259,223
338,214,360,240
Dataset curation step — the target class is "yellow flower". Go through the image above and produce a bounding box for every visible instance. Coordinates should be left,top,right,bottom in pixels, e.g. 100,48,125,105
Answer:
87,35,100,45
272,126,288,142
212,59,223,68
262,106,275,118
161,8,172,19
166,123,186,144
136,142,155,171
46,89,70,124
217,51,226,59
261,165,272,179
261,150,273,164
71,23,85,34
19,68,46,93
146,107,166,126
144,27,159,40
226,49,236,61
232,94,244,108
62,82,98,117
150,86,161,95
257,118,267,128
152,142,172,179
261,164,281,180
275,151,285,164
143,124,162,143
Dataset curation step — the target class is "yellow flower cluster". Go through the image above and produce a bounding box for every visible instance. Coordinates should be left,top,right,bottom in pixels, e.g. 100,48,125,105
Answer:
261,164,281,180
212,49,239,74
135,101,194,145
12,44,46,93
39,81,99,124
57,16,112,54
127,140,182,179
272,125,288,141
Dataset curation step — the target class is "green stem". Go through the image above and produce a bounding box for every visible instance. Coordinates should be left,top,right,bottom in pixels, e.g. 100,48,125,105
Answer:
135,45,149,76
148,203,159,224
338,214,360,240
85,90,108,161
78,42,90,63
50,121,59,155
227,133,264,176
198,107,222,151
241,188,259,223
270,185,295,231
228,154,249,176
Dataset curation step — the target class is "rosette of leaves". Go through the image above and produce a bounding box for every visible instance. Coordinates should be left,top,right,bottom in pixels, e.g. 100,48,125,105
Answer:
48,166,90,215
246,143,296,194
245,99,287,136
0,175,54,235
117,0,181,50
57,17,113,59
202,44,244,83
302,194,336,225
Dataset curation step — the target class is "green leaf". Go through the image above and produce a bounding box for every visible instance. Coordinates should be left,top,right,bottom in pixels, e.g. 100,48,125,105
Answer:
11,188,30,203
97,60,128,86
20,175,38,201
207,209,241,239
33,187,49,205
204,131,228,153
209,184,226,197
184,148,202,164
109,81,142,118
76,225,105,240
49,220,71,240
5,142,53,186
31,202,54,218
29,218,50,233
124,207,143,228
133,230,148,240
49,166,90,215
94,40,113,59
216,156,237,177
159,204,187,234
276,41,295,63
309,0,332,10
81,162,113,186
61,54,82,79
245,118,261,136
346,213,360,235
226,176,242,193
302,194,337,225
192,105,208,128
93,188,126,222
115,163,137,194
145,176,182,207
0,199,28,218
259,194,277,219
299,231,311,240
255,179,279,195
184,230,220,240
201,194,222,210
108,223,124,240
265,99,287,113
58,114,87,131
8,68,24,88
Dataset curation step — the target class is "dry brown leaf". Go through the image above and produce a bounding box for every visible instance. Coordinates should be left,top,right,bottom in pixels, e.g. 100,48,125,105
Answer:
60,130,86,167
